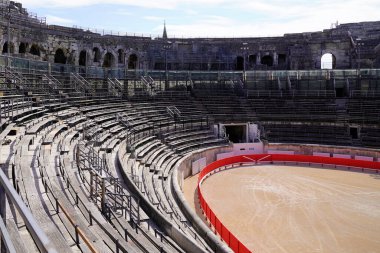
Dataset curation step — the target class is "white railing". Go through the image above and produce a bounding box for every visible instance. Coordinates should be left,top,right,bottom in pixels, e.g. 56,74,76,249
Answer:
107,78,122,97
70,73,95,96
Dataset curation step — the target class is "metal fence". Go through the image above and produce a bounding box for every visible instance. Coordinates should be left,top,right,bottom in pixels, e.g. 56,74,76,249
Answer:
2,55,379,81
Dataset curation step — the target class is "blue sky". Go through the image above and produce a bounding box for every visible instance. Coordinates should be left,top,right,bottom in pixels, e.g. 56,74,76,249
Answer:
20,0,380,38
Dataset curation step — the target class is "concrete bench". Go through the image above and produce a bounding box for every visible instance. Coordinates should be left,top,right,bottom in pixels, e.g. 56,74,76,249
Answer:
160,156,181,180
26,116,58,135
66,116,86,127
165,129,211,143
169,134,215,148
175,138,227,154
136,140,161,161
43,124,68,145
109,125,124,134
154,151,175,174
15,108,48,125
100,137,121,152
60,131,79,153
100,119,117,128
143,145,167,167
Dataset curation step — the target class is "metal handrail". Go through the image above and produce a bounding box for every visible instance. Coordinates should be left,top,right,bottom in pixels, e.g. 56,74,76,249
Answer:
0,169,58,253
114,78,123,89
42,74,64,91
0,215,17,253
107,78,122,97
70,73,95,95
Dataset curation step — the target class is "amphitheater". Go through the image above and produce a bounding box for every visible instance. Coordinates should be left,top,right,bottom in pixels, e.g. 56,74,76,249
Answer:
1,1,380,253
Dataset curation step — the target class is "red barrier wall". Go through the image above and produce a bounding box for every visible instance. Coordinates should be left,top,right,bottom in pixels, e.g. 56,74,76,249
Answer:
197,154,380,253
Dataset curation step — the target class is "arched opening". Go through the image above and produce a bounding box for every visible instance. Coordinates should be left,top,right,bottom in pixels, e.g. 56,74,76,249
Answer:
235,56,244,70
2,42,14,54
79,50,87,66
248,54,256,67
117,49,124,64
278,54,287,66
128,54,138,69
54,48,67,64
19,42,27,54
103,52,114,68
29,44,40,56
261,55,273,67
2,42,8,54
93,47,101,62
321,53,336,69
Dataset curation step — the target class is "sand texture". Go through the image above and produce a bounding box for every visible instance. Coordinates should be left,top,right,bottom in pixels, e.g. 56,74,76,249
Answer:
190,165,380,253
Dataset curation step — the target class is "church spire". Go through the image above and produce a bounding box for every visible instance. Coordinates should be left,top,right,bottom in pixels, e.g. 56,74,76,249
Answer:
163,20,168,40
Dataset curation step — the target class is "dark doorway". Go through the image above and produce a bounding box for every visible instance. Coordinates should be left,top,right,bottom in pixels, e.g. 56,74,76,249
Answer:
335,88,345,97
350,127,359,139
248,54,256,67
236,56,244,71
261,55,273,67
19,42,27,54
2,42,8,54
103,52,114,68
54,49,67,64
79,50,87,66
225,125,246,143
30,44,40,56
278,54,286,66
128,54,138,69
2,42,14,54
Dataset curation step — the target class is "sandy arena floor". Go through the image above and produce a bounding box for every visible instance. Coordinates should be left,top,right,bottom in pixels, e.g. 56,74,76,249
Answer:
184,165,380,253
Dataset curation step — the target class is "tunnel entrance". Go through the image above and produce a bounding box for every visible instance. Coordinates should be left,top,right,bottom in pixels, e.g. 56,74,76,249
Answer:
128,54,138,69
321,53,336,69
103,52,114,68
225,125,246,143
79,50,87,66
29,44,40,56
236,56,244,71
54,49,67,64
350,126,359,139
261,55,273,67
2,42,14,54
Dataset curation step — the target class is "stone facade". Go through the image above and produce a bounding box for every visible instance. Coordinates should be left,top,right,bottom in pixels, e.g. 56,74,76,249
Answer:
0,1,380,71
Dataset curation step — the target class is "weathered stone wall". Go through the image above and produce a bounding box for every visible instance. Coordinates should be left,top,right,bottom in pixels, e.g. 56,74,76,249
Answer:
0,1,379,71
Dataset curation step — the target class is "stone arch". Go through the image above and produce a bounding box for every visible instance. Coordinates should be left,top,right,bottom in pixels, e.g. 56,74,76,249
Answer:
248,54,256,67
79,50,87,66
235,56,244,70
29,44,40,56
278,54,287,66
2,41,15,54
93,47,101,62
321,52,336,69
128,54,138,69
66,50,76,65
103,52,115,68
54,48,67,64
261,55,273,67
117,49,125,64
19,42,27,54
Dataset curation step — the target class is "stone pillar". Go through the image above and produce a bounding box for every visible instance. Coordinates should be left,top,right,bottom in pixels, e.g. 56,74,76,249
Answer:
273,52,278,67
256,52,261,65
